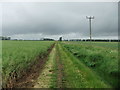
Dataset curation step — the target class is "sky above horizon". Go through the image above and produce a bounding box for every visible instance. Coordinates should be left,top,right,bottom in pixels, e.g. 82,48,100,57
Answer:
1,2,118,40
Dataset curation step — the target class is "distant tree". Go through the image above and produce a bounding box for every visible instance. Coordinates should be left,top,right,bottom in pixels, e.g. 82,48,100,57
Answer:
59,37,62,41
1,36,11,40
7,37,11,40
43,38,54,41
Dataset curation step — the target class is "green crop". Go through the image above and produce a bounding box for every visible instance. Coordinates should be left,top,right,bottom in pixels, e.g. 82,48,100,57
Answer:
2,40,54,87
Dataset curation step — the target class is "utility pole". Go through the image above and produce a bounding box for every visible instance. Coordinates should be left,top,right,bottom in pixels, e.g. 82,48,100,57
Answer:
86,16,94,41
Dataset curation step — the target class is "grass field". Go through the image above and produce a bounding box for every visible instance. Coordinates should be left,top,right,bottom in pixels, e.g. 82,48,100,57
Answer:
2,40,119,88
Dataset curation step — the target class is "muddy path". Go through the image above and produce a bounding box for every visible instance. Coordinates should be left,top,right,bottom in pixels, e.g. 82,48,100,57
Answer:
7,44,55,88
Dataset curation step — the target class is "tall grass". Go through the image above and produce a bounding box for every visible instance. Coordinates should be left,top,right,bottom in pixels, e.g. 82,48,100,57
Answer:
58,43,110,88
62,41,118,88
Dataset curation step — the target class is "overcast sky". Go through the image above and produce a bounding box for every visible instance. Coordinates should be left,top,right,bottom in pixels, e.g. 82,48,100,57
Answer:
1,2,118,40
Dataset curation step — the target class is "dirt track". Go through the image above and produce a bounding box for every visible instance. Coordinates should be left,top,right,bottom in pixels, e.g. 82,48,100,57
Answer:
33,43,65,88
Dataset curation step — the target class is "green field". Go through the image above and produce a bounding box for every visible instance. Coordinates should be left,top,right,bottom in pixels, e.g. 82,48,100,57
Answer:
2,41,54,87
2,41,119,88
63,41,118,50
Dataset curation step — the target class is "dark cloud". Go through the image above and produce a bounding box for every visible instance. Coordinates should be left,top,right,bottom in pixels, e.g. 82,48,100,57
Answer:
2,2,118,39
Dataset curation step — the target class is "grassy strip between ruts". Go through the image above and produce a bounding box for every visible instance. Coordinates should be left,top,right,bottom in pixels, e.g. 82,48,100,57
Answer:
58,42,111,88
50,43,66,88
55,42,65,88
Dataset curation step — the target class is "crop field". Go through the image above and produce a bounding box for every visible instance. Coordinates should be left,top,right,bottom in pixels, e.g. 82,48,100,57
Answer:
65,41,118,50
2,41,119,88
2,41,54,87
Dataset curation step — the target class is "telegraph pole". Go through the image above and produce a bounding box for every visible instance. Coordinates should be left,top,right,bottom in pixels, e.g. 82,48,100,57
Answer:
86,16,94,41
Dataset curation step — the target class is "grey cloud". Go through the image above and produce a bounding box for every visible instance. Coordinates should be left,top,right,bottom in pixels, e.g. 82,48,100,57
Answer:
2,2,118,39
